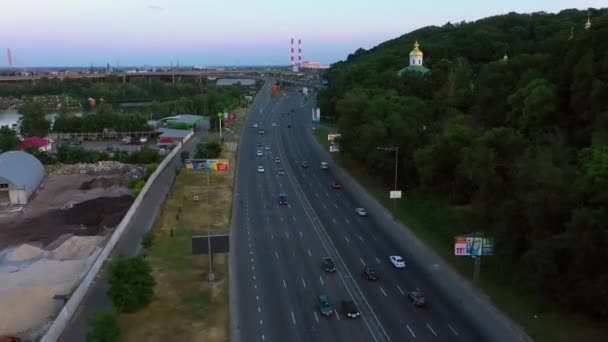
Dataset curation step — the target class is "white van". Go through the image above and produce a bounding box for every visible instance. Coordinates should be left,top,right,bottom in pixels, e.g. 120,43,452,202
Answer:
321,162,328,169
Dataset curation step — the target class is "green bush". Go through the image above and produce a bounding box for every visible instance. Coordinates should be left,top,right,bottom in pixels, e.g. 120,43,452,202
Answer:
86,310,122,342
132,179,146,197
194,140,222,159
141,231,155,249
107,255,156,313
144,163,159,181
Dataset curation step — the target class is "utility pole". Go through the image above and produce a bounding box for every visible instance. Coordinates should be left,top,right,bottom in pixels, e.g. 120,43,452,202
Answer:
206,170,214,282
377,146,399,219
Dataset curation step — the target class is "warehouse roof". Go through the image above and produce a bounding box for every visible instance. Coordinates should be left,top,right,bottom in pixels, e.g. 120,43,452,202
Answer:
0,151,45,196
157,128,191,138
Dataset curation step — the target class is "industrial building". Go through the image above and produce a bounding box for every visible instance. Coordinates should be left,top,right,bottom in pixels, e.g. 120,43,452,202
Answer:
0,151,46,205
159,114,203,129
156,127,191,146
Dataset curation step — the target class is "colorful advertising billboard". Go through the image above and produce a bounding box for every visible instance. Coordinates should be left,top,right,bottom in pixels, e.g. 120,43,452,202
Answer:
454,236,494,256
185,159,230,171
329,143,340,153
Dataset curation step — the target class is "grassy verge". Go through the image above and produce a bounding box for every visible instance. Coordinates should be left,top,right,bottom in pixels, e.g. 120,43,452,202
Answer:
312,126,608,342
118,110,245,341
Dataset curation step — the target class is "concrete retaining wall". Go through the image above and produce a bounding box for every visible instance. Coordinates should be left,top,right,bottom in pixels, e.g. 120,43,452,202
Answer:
41,132,193,342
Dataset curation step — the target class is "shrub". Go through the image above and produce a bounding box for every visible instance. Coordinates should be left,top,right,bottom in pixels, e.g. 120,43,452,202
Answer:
141,231,154,249
143,163,158,181
107,255,156,313
132,179,146,197
86,310,122,342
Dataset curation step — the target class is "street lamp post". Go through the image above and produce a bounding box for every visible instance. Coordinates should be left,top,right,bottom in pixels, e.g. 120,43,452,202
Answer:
377,146,399,220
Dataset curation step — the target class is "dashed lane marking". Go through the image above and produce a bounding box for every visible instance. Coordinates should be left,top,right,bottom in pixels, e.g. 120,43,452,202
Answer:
314,312,319,323
307,249,312,257
275,251,279,259
301,277,307,288
320,276,324,285
292,216,297,221
299,231,303,237
283,279,287,288
360,258,365,266
406,325,416,338
448,324,459,336
332,218,337,224
376,257,381,264
345,218,350,224
380,287,388,297
345,235,350,243
427,323,437,336
291,311,296,325
396,285,405,295
359,235,365,242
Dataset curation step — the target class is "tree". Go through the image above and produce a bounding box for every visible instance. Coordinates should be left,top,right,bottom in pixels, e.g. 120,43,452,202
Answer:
107,255,156,313
86,310,122,342
19,102,50,137
0,126,20,153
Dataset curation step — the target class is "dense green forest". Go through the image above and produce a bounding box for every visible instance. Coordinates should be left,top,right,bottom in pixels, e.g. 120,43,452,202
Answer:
319,8,608,319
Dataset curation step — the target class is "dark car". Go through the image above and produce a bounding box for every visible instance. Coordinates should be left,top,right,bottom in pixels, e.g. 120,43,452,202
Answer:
362,267,380,280
278,192,288,205
407,289,427,307
277,168,285,176
322,257,336,273
342,300,360,319
318,294,334,316
301,161,308,168
287,123,292,128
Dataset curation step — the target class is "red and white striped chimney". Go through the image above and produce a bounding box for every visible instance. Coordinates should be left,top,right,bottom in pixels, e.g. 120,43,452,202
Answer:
298,39,302,68
291,38,295,69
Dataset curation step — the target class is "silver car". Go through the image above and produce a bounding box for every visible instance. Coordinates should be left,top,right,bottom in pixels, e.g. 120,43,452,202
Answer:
355,208,368,216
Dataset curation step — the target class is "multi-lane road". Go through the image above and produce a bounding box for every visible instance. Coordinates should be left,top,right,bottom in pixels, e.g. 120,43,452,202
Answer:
231,83,486,341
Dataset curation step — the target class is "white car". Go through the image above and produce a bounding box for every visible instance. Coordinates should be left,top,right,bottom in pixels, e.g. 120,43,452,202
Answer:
389,256,405,268
355,208,368,216
272,123,277,127
257,150,263,156
265,145,270,151
254,123,259,128
257,166,265,173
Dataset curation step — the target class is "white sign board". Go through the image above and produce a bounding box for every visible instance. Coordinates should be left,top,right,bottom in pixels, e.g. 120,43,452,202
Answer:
390,191,402,199
328,134,341,141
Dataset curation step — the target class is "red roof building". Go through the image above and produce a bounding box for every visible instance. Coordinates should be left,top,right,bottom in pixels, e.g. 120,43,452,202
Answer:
17,137,53,152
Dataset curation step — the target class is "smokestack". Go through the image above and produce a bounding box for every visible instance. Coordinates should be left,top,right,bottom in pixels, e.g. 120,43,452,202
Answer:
298,39,302,68
7,48,13,70
291,38,295,71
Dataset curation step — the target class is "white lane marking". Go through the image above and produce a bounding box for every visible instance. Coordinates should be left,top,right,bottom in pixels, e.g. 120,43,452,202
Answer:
325,192,330,198
315,192,320,198
307,249,312,257
271,232,274,240
323,204,327,209
344,235,350,243
283,279,287,288
262,334,265,340
254,284,257,289
396,285,405,295
309,182,313,187
291,311,296,325
301,277,307,288
320,275,324,285
332,218,337,224
292,216,296,221
258,307,261,312
256,295,259,301
288,204,291,208
334,203,338,208
372,235,377,241
280,216,284,221
253,275,256,280
260,319,263,326
250,250,253,255
380,287,388,297
299,231,303,237
360,258,365,266
252,266,255,271
314,311,319,323
335,310,341,320
275,251,279,259
375,257,381,264
406,325,416,338
285,231,290,239
448,324,459,336
345,218,350,224
358,235,364,242
250,258,254,263
427,323,437,336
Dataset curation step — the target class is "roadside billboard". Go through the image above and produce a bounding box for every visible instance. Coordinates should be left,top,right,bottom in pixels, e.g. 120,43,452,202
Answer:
329,143,340,153
327,134,341,141
454,236,494,256
185,159,230,171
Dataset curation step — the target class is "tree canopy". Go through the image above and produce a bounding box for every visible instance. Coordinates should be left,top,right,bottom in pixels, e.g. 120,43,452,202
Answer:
319,8,608,318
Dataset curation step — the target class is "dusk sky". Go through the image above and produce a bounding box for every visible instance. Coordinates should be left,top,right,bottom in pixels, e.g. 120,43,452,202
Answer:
2,0,604,67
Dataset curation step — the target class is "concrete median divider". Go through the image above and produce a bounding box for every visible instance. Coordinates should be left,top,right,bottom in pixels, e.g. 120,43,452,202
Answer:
41,132,194,342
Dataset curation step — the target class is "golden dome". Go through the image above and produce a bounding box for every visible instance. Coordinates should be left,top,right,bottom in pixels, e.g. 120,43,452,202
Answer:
585,13,591,30
409,41,423,57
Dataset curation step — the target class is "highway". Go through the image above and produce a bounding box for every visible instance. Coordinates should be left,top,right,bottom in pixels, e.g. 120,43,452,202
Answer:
232,85,487,341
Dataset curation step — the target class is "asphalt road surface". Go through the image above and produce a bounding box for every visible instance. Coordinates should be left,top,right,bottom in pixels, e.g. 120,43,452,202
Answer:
232,85,489,342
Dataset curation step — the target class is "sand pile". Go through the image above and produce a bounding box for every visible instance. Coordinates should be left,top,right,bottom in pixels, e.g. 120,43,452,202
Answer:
6,244,43,262
45,233,75,251
51,236,104,260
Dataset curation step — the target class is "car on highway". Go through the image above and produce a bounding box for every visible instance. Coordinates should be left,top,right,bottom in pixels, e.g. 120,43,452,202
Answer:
389,255,405,268
254,123,258,128
277,168,285,176
318,294,334,316
287,123,292,128
257,166,264,173
321,162,328,169
272,122,277,127
407,289,427,307
258,130,265,135
342,300,360,319
301,161,308,168
355,207,368,216
257,143,263,147
265,145,270,150
362,267,380,281
256,150,263,157
291,108,295,113
322,257,336,273
278,192,288,205
331,182,342,189
274,157,281,163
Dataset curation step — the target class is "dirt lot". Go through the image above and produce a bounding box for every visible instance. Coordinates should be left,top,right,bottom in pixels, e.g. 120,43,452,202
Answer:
0,174,133,250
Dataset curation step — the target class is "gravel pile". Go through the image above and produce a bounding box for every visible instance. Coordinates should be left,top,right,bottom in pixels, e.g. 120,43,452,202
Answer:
52,161,145,178
50,236,103,260
6,244,44,262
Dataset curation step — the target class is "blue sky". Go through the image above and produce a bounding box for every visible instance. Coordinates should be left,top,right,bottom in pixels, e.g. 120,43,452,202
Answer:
0,0,604,67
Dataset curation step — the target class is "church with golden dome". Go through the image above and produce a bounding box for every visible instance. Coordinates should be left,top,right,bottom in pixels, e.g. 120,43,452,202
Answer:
398,41,430,75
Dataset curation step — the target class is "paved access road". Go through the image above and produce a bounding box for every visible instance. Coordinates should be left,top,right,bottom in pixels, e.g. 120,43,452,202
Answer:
233,85,490,342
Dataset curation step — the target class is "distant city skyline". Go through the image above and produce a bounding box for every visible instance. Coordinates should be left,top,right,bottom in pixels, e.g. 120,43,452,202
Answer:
1,0,604,67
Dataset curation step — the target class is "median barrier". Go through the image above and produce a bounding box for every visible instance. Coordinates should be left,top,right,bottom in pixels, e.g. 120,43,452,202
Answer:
305,129,532,342
41,133,194,342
